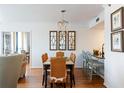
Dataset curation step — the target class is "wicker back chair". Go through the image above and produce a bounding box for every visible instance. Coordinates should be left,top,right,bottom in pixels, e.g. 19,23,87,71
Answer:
56,52,64,58
41,53,49,86
50,57,67,87
68,52,76,85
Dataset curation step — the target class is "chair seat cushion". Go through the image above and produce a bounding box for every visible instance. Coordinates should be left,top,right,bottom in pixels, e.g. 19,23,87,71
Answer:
50,77,66,83
67,69,71,72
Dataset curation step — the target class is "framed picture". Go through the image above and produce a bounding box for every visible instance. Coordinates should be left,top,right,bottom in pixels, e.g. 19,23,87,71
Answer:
68,31,76,50
59,31,66,50
49,31,57,50
111,7,124,31
111,31,124,52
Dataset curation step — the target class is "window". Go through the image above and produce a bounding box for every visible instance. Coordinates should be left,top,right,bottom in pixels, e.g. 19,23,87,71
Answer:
0,32,30,54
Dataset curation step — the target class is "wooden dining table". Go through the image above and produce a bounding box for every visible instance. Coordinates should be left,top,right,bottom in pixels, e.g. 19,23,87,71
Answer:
43,59,74,88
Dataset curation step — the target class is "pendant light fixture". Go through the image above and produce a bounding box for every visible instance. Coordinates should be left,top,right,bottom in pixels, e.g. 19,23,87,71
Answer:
57,10,69,31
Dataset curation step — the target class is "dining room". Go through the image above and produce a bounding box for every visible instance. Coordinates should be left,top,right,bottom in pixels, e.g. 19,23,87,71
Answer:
14,4,105,88
0,4,105,88
0,1,124,93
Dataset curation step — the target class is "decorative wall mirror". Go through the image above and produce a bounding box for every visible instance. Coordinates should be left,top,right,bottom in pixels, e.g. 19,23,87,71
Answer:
68,31,76,50
49,31,76,51
59,31,66,50
49,31,57,50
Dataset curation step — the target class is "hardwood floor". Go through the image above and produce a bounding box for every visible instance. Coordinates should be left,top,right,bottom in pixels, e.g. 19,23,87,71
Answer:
17,65,105,88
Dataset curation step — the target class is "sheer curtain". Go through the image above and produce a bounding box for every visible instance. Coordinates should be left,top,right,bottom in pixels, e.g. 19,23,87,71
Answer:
18,32,23,53
17,32,30,53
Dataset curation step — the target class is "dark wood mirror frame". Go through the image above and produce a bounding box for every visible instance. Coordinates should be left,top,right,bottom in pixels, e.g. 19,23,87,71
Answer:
68,31,76,50
59,31,66,50
49,31,57,50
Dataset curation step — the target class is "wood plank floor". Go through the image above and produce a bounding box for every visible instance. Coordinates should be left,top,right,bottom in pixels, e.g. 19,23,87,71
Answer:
17,65,105,88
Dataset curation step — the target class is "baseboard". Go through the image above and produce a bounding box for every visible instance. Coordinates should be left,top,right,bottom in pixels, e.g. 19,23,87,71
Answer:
104,82,110,88
75,66,83,68
30,66,42,68
30,66,82,69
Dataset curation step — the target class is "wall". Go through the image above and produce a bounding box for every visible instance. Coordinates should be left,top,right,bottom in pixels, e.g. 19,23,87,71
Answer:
104,4,124,87
0,32,3,54
0,21,104,68
89,11,104,29
83,22,104,52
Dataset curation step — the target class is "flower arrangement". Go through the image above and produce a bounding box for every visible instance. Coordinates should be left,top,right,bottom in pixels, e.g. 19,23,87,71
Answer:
93,49,99,56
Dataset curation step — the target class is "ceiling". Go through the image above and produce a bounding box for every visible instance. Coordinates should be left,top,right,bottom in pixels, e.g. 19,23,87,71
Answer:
0,4,104,23
90,21,104,31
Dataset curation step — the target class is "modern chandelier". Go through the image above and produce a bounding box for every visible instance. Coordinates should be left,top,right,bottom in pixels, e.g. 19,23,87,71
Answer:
57,10,69,31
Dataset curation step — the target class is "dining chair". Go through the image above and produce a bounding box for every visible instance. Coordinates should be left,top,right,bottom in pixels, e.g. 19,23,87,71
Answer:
21,50,26,54
87,58,98,80
41,53,50,86
84,51,98,80
50,57,67,88
21,50,30,63
44,53,48,61
68,52,76,85
56,51,64,58
82,51,87,69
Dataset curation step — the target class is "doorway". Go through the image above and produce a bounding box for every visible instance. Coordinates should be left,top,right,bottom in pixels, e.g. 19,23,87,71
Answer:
0,31,31,64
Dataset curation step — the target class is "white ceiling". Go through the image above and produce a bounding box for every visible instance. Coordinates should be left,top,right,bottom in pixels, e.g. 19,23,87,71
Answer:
90,21,104,31
0,4,104,23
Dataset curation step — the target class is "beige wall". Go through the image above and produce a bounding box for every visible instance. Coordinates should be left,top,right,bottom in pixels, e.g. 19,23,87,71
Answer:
77,22,104,53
